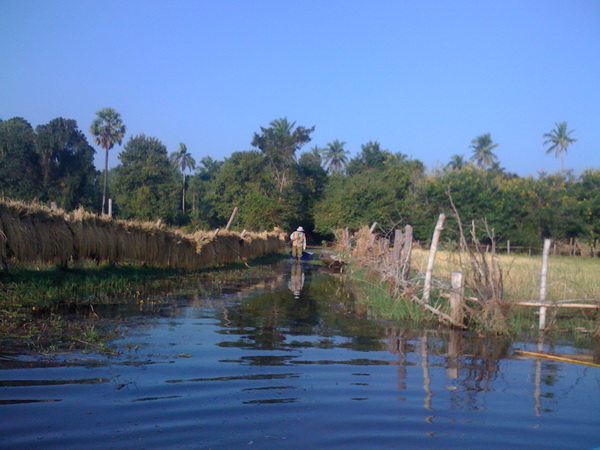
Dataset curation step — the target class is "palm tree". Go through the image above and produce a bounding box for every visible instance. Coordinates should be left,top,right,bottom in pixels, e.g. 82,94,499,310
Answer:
323,140,349,174
170,142,196,211
90,108,126,214
447,154,466,171
543,121,577,173
470,133,499,169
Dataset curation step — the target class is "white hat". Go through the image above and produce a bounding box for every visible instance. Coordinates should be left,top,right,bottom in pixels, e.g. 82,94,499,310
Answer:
297,226,304,232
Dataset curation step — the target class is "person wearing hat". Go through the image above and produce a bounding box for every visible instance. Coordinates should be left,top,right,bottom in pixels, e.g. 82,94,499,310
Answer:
290,226,306,260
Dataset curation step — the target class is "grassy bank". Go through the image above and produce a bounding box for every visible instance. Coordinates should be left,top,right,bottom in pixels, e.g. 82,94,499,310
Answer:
348,247,599,338
0,254,287,353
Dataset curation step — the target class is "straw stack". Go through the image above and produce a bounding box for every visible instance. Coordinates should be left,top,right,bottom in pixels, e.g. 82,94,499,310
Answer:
0,199,286,271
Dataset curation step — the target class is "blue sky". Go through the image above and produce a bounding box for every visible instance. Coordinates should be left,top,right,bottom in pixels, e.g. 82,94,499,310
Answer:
1,0,599,177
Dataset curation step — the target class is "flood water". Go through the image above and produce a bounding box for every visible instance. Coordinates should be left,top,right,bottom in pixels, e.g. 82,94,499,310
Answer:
1,261,599,449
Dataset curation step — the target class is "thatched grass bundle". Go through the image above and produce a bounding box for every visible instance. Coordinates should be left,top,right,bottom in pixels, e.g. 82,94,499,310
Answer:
0,199,285,271
0,200,74,266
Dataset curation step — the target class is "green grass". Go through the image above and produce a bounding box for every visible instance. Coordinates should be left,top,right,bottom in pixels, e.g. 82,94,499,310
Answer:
0,253,289,353
349,269,431,323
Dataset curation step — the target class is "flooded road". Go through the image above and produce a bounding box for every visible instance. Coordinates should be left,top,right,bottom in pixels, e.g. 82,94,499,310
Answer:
1,261,599,448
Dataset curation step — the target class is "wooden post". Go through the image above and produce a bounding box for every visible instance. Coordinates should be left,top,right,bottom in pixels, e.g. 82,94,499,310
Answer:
401,225,413,282
450,271,464,326
369,222,378,233
421,333,433,410
446,329,462,380
538,238,552,330
392,229,403,262
423,213,445,304
507,240,510,255
225,207,238,231
108,198,113,218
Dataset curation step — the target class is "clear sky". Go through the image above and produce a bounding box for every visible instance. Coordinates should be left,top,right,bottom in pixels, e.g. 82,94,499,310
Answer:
1,0,599,177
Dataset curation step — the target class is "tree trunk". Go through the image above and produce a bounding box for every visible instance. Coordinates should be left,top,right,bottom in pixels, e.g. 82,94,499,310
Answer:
102,148,109,215
182,172,186,211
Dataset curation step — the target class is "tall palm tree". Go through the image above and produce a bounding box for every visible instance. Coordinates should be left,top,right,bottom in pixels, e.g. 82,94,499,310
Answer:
90,108,126,214
170,142,196,211
323,140,349,174
470,133,499,169
543,121,577,173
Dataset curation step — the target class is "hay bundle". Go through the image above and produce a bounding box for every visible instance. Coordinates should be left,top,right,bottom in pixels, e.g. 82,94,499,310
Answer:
193,231,218,266
0,208,8,267
0,200,74,265
0,199,286,270
351,226,386,263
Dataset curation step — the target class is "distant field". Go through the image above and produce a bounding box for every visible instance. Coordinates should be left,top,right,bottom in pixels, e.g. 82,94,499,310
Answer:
411,249,600,302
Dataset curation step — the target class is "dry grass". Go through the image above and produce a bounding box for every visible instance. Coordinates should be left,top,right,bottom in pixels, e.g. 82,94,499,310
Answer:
411,248,600,302
0,199,286,271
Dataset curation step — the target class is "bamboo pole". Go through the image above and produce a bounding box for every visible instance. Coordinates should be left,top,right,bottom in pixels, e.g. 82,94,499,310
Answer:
225,207,238,231
515,350,600,368
517,301,599,309
538,238,552,330
423,213,445,304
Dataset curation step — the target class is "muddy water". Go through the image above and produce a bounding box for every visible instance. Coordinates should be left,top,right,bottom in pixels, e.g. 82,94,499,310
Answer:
0,261,599,449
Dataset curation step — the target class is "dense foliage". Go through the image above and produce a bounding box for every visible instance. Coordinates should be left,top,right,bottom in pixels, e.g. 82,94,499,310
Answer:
1,113,598,252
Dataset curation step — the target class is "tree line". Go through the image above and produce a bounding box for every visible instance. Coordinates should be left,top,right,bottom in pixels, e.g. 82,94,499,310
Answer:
0,111,597,251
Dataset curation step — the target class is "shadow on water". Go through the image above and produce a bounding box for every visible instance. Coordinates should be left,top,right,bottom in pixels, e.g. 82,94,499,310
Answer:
0,260,599,448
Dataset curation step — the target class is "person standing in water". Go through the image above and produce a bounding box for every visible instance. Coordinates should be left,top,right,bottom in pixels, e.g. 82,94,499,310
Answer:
290,226,306,260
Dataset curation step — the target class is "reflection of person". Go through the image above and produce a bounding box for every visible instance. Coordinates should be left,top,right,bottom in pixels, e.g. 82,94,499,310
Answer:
290,226,306,260
288,262,305,299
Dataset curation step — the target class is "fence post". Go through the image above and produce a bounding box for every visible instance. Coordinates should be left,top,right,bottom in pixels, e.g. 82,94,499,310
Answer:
538,238,552,330
423,213,445,304
507,240,510,255
392,229,403,262
401,225,413,282
225,207,238,231
450,271,464,326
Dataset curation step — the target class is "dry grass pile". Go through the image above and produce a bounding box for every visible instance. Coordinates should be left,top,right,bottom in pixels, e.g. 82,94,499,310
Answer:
0,199,286,271
0,200,74,267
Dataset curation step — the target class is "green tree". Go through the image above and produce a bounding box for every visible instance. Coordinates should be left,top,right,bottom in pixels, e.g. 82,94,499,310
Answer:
35,118,98,209
209,150,277,229
576,169,600,252
470,133,499,169
187,156,223,228
90,107,126,214
346,141,387,174
313,157,424,234
251,117,314,193
111,134,180,223
322,139,349,174
0,117,42,201
170,142,196,211
543,121,577,173
446,154,467,171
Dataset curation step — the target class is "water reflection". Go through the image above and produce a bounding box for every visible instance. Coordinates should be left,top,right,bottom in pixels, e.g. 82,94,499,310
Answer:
288,261,305,299
0,262,598,448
